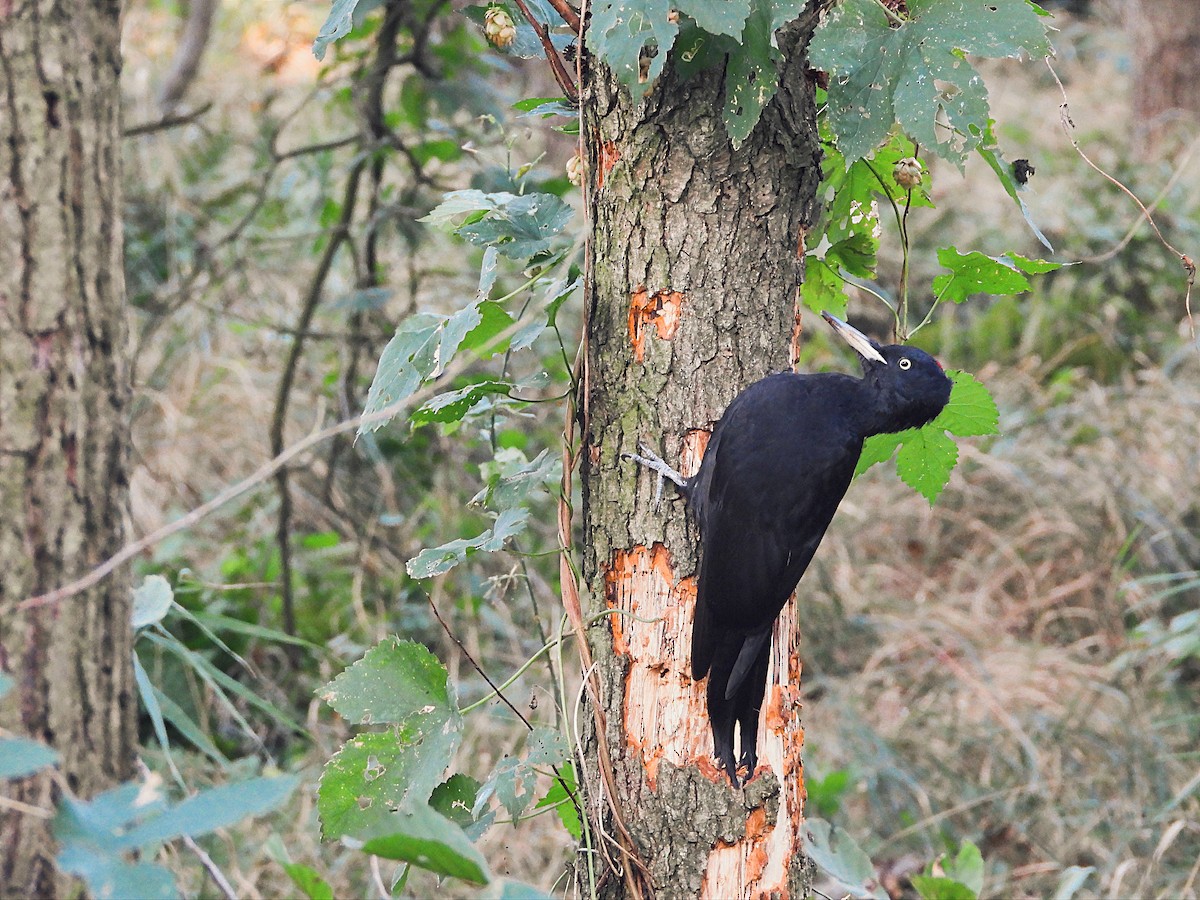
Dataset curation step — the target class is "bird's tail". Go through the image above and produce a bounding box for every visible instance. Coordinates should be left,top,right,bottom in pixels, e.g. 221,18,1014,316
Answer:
703,629,772,785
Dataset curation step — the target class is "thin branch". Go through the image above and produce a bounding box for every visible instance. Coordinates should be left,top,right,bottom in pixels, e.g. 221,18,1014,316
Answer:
511,0,579,103
182,835,238,900
124,102,213,137
544,0,581,33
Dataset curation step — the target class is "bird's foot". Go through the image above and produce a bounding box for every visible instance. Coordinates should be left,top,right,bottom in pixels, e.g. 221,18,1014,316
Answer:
623,442,686,505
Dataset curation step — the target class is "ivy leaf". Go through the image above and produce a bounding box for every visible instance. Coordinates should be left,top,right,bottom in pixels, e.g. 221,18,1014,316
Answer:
587,0,678,98
809,0,1052,167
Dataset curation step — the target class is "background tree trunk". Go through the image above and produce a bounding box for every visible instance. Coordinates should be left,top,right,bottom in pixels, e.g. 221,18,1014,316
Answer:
581,15,822,897
1127,0,1200,149
0,2,135,895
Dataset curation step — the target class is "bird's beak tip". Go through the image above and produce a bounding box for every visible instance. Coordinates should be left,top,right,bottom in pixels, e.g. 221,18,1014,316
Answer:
821,311,887,365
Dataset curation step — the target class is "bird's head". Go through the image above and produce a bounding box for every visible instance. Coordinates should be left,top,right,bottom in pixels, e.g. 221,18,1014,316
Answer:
822,312,953,433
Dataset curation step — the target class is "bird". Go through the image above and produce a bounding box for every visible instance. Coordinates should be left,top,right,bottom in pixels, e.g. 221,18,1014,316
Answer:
627,312,953,785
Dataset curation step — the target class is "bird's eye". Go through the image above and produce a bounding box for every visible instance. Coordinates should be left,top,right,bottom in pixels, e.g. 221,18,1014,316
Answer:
898,358,912,370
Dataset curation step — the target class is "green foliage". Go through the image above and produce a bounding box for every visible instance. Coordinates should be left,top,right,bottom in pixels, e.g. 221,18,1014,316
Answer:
407,507,530,578
933,247,1063,304
801,817,888,900
54,775,297,900
805,768,852,819
587,0,679,100
809,0,1052,167
535,761,582,839
857,370,999,503
911,841,985,900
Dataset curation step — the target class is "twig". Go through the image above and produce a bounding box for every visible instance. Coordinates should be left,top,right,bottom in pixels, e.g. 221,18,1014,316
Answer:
124,102,213,137
1046,59,1196,341
511,0,579,103
182,834,238,900
544,0,581,33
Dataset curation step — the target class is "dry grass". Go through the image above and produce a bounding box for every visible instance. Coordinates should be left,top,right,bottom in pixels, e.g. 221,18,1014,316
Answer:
803,358,1200,898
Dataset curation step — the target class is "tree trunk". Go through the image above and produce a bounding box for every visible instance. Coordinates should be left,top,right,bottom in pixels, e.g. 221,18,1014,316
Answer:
581,14,822,897
1127,0,1200,149
0,2,135,895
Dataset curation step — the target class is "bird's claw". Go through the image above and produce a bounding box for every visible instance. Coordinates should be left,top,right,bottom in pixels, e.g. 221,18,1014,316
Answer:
623,442,686,506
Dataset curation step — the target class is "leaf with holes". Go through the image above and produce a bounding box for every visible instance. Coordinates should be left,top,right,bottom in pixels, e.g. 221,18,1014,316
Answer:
723,0,780,146
808,0,1052,166
319,637,456,728
587,0,678,98
406,507,530,579
933,247,1031,304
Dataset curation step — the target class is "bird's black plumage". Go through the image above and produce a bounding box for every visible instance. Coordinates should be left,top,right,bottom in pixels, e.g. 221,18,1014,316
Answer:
664,314,952,785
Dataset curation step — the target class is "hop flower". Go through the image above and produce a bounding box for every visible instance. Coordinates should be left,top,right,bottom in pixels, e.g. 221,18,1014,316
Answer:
893,156,923,190
484,6,516,49
566,154,584,186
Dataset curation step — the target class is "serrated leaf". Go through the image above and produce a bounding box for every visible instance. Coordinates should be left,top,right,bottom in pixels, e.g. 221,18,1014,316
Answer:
411,381,513,426
933,371,998,437
827,232,878,279
524,725,570,766
1005,252,1063,275
677,0,750,37
318,723,461,840
319,637,455,727
809,0,1052,166
724,0,780,146
132,575,173,629
359,801,490,884
406,508,530,578
801,257,848,318
855,430,904,477
587,0,678,98
473,755,527,820
461,301,516,357
895,426,959,504
932,247,1030,303
422,190,501,229
359,313,443,436
473,447,562,510
457,192,574,259
801,817,888,900
0,737,59,778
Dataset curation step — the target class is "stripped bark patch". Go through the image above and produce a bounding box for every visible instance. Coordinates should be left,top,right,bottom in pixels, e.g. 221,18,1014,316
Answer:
597,140,619,189
680,428,710,479
790,306,805,370
628,287,684,364
603,543,709,789
701,600,807,898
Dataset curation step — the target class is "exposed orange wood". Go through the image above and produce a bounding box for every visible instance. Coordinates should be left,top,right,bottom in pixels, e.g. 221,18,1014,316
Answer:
597,140,619,189
680,429,710,479
628,286,684,363
790,307,805,370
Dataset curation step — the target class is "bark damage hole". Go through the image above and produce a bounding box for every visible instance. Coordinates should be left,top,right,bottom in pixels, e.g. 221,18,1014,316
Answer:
597,140,620,189
790,307,805,370
628,287,684,364
680,428,710,480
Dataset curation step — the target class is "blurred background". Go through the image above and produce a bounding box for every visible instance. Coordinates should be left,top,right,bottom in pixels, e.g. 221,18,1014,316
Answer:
119,0,1200,895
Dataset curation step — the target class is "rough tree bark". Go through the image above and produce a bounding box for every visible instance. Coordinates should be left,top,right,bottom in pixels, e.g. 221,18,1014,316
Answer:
0,2,135,895
581,12,823,897
1127,0,1200,149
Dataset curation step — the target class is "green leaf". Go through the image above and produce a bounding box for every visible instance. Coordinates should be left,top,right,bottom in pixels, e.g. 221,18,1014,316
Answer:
828,232,877,279
805,769,852,818
932,370,999,437
723,0,780,146
855,430,904,477
411,381,513,426
460,301,516,357
895,426,958,504
276,861,334,900
313,0,362,60
319,637,456,728
406,507,530,579
430,774,483,832
534,762,581,839
809,0,1052,166
1006,252,1064,275
677,0,750,37
359,801,490,885
359,313,443,436
0,737,59,779
524,724,571,766
801,257,848,318
474,755,527,820
587,0,678,98
121,776,298,849
55,848,178,900
319,726,460,840
945,841,985,895
132,575,173,629
976,120,1053,251
911,875,977,900
133,654,186,788
482,880,557,900
801,817,888,900
932,247,1030,304
457,193,574,259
